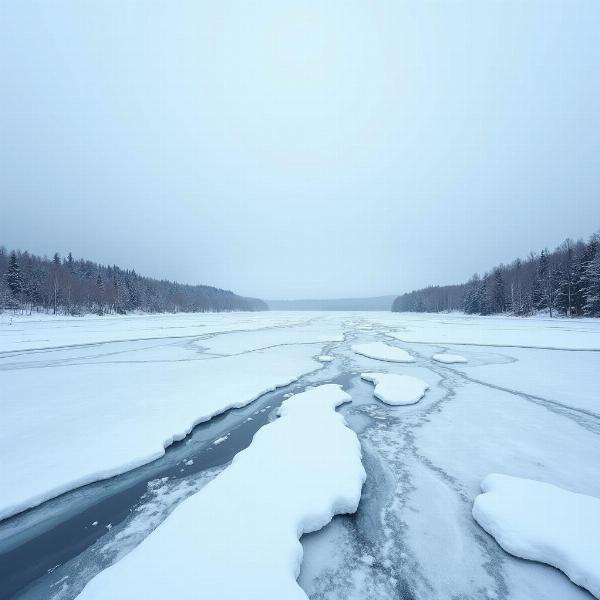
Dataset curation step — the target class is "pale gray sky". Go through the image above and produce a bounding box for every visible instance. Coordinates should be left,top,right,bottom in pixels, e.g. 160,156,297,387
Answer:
1,1,599,299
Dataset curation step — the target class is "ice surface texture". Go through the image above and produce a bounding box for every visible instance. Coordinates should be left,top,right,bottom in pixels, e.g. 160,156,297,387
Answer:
352,341,414,363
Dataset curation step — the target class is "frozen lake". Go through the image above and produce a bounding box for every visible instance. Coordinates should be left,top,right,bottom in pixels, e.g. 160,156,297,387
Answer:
1,311,599,599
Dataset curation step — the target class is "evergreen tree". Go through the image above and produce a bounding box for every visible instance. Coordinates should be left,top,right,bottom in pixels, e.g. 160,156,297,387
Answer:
532,249,557,316
6,252,23,297
573,238,598,316
95,274,104,313
532,250,547,311
583,249,600,316
492,268,506,313
554,241,575,316
464,275,481,314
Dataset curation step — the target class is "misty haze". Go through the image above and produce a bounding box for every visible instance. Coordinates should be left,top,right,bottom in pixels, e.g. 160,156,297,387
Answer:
1,2,599,600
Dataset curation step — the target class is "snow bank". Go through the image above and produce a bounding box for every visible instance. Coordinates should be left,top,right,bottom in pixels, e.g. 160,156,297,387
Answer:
361,373,428,405
78,385,365,600
317,355,334,362
352,342,414,363
473,474,600,598
432,353,467,364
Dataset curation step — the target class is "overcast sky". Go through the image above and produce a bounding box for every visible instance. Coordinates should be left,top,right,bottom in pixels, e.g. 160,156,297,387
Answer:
1,1,599,299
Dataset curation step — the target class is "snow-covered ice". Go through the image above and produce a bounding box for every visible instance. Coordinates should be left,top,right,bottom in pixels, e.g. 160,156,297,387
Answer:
452,346,600,414
384,313,600,350
0,311,310,354
3,310,600,600
473,473,600,598
77,385,365,600
0,314,330,520
361,372,429,405
352,341,414,363
432,353,467,364
198,321,344,355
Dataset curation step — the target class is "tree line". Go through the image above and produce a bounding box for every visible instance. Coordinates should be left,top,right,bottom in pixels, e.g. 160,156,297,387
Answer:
392,233,600,317
0,247,267,315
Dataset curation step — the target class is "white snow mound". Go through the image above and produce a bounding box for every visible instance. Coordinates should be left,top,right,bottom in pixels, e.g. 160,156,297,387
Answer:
78,385,365,600
317,355,334,362
352,342,414,363
432,353,467,364
361,373,429,406
473,473,600,599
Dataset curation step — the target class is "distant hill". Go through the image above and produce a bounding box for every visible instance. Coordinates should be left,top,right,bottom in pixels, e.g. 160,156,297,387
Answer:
0,246,267,315
268,295,396,311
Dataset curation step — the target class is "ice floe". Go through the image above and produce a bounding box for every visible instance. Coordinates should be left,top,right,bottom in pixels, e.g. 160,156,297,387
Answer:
473,473,600,598
352,342,414,363
78,384,365,600
361,373,429,405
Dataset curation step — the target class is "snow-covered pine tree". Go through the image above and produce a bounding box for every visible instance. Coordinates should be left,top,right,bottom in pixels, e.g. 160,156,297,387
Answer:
66,252,74,273
95,274,104,314
492,268,506,313
573,237,599,316
554,241,576,316
583,249,600,316
463,275,481,314
6,251,23,298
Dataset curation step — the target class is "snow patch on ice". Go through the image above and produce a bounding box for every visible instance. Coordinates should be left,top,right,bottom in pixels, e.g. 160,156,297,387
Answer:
361,373,429,406
473,473,600,598
432,353,467,364
352,342,414,363
317,355,334,362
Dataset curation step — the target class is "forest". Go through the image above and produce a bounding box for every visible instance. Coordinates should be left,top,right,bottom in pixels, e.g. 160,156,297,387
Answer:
0,247,267,315
392,234,600,317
